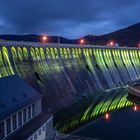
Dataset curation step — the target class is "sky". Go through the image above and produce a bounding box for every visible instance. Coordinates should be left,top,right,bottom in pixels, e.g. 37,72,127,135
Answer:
0,0,140,39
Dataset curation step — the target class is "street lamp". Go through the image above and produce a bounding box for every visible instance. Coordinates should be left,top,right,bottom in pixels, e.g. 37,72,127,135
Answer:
138,43,140,48
110,41,114,46
58,36,60,44
80,39,85,45
42,36,48,43
107,40,115,47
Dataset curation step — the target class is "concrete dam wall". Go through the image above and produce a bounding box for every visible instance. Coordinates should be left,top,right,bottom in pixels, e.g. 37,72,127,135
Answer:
0,42,140,111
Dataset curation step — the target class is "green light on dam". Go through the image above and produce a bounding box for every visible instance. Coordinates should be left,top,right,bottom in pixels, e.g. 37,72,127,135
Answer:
0,46,139,84
0,45,139,121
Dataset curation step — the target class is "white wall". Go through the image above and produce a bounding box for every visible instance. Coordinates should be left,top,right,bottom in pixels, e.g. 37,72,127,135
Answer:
0,99,42,140
27,116,53,140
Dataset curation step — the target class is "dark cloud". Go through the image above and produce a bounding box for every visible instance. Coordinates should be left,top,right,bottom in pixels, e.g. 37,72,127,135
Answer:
0,0,140,38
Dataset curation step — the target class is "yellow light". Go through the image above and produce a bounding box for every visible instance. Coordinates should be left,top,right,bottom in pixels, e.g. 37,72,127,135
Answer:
107,40,115,47
80,39,85,45
43,36,47,41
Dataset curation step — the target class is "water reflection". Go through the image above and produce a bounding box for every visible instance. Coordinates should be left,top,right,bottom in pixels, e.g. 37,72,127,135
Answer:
133,105,138,111
76,105,140,140
56,88,134,133
105,113,110,120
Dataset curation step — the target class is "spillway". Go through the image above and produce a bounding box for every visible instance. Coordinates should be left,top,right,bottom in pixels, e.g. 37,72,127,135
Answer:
0,41,140,111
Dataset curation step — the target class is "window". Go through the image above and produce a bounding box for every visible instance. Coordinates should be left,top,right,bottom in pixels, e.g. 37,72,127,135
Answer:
34,133,37,140
46,123,48,136
0,122,4,139
32,104,35,117
28,106,31,120
6,118,11,135
42,125,45,131
23,108,27,123
38,129,41,135
12,114,17,130
47,120,53,130
18,111,22,126
46,120,53,136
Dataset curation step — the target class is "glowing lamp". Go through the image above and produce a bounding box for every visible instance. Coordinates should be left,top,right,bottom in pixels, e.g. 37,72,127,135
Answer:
108,40,115,47
105,113,110,120
42,36,48,43
110,41,114,46
43,36,47,41
80,39,85,45
133,105,137,111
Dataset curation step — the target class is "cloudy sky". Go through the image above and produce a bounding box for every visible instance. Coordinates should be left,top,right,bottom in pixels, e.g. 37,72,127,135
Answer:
0,0,140,38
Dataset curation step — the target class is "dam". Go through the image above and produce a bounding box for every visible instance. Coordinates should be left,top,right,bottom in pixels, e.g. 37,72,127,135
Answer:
1,41,140,139
0,41,139,113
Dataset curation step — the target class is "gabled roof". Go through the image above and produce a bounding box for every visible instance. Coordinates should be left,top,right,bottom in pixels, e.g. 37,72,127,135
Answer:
0,75,42,121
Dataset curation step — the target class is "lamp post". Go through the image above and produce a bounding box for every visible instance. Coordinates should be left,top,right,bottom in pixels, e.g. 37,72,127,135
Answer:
107,40,115,47
58,36,60,44
138,43,140,48
80,39,85,45
110,41,114,46
42,36,48,43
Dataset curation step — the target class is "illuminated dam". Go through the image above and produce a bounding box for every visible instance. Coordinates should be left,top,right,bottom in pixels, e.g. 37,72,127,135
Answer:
0,41,140,112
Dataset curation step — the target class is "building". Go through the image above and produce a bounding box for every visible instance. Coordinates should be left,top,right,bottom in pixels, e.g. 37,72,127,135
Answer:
0,75,54,140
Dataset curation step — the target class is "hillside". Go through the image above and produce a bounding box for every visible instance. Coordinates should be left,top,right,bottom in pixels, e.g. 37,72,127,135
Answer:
86,22,140,47
0,22,140,47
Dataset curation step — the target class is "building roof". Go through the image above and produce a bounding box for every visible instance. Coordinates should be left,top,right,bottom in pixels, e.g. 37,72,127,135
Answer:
0,75,42,121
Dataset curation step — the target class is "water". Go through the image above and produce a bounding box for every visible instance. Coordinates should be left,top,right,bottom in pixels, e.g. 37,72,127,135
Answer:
76,107,140,140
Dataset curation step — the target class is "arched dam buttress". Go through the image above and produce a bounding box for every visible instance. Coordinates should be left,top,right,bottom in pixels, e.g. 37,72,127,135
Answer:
0,41,140,112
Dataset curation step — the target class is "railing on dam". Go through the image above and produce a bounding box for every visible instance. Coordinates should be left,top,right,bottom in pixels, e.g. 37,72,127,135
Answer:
0,41,140,111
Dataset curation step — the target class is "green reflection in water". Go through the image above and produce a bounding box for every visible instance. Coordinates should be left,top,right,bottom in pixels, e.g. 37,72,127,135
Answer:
56,88,134,133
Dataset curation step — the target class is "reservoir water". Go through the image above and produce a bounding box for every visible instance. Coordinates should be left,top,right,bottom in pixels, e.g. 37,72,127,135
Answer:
76,106,140,140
